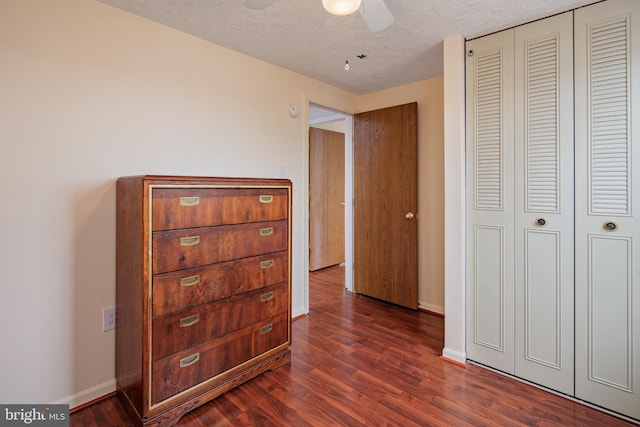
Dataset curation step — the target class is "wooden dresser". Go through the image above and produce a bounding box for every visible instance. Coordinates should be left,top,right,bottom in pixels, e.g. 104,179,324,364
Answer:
116,175,292,427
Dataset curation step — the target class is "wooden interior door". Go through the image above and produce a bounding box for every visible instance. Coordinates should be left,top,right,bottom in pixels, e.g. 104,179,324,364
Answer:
353,102,418,309
309,127,345,271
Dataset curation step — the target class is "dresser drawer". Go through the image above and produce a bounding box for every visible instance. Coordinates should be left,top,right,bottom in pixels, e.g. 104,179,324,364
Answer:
152,299,231,361
152,188,288,231
252,313,289,357
152,283,288,360
151,328,253,404
152,251,288,316
152,220,288,274
151,312,290,404
228,283,289,332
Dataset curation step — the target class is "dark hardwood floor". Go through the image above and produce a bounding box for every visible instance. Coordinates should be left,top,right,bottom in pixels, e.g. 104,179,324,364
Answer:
72,266,635,426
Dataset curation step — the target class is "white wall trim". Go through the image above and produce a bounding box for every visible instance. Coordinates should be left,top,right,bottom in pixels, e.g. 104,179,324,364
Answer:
343,115,354,293
419,301,444,315
442,34,467,363
442,347,467,365
53,379,116,409
308,113,345,125
305,100,354,296
292,306,308,319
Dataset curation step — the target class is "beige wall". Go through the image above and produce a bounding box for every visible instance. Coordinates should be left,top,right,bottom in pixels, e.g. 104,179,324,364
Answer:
358,79,445,314
0,0,444,407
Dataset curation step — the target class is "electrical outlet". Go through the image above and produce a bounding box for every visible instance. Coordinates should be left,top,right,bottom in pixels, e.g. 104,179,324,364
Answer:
103,307,117,332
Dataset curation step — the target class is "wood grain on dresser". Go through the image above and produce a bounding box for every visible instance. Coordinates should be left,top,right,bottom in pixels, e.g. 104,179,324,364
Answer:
116,175,292,427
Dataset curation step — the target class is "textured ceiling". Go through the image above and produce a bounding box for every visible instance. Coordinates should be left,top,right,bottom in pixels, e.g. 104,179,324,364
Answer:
98,0,599,95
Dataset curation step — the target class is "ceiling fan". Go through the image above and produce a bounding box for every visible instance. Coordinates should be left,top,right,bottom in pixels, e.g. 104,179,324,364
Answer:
243,0,394,32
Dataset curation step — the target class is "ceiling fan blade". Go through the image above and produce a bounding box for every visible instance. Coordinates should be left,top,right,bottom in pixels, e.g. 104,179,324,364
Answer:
360,0,394,32
244,0,278,10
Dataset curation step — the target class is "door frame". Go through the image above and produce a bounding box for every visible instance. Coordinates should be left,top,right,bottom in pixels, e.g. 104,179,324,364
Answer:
304,101,354,310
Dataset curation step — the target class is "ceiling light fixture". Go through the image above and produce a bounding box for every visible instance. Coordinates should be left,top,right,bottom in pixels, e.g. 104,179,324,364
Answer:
322,0,361,16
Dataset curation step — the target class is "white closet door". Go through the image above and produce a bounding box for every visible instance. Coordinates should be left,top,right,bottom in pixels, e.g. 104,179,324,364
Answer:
514,12,575,395
575,0,640,420
466,29,515,374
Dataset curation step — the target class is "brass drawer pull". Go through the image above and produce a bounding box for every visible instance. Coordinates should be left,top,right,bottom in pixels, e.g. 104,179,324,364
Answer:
260,292,274,302
179,353,200,368
258,324,273,335
179,196,200,206
260,260,274,269
180,275,200,287
180,236,200,246
259,195,273,204
179,314,200,328
259,227,274,237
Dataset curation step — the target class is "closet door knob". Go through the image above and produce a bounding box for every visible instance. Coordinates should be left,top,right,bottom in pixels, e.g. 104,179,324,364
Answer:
536,217,547,226
405,212,415,220
604,221,618,232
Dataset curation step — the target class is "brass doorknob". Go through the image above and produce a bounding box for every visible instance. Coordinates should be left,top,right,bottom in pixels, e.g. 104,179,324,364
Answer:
405,212,415,220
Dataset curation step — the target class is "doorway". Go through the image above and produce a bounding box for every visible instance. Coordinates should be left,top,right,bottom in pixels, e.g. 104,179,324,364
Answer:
307,103,353,295
306,102,419,310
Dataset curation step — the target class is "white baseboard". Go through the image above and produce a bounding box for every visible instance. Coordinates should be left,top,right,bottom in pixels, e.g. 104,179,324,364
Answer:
292,306,308,319
54,379,116,409
441,347,467,365
418,301,444,315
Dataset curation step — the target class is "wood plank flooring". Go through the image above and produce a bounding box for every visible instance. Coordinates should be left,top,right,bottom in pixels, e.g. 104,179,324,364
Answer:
71,266,635,426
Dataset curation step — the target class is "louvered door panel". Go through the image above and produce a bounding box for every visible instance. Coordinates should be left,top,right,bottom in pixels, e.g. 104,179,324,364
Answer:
575,0,640,420
590,18,630,215
466,29,515,374
525,35,559,212
514,12,575,395
476,51,504,210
